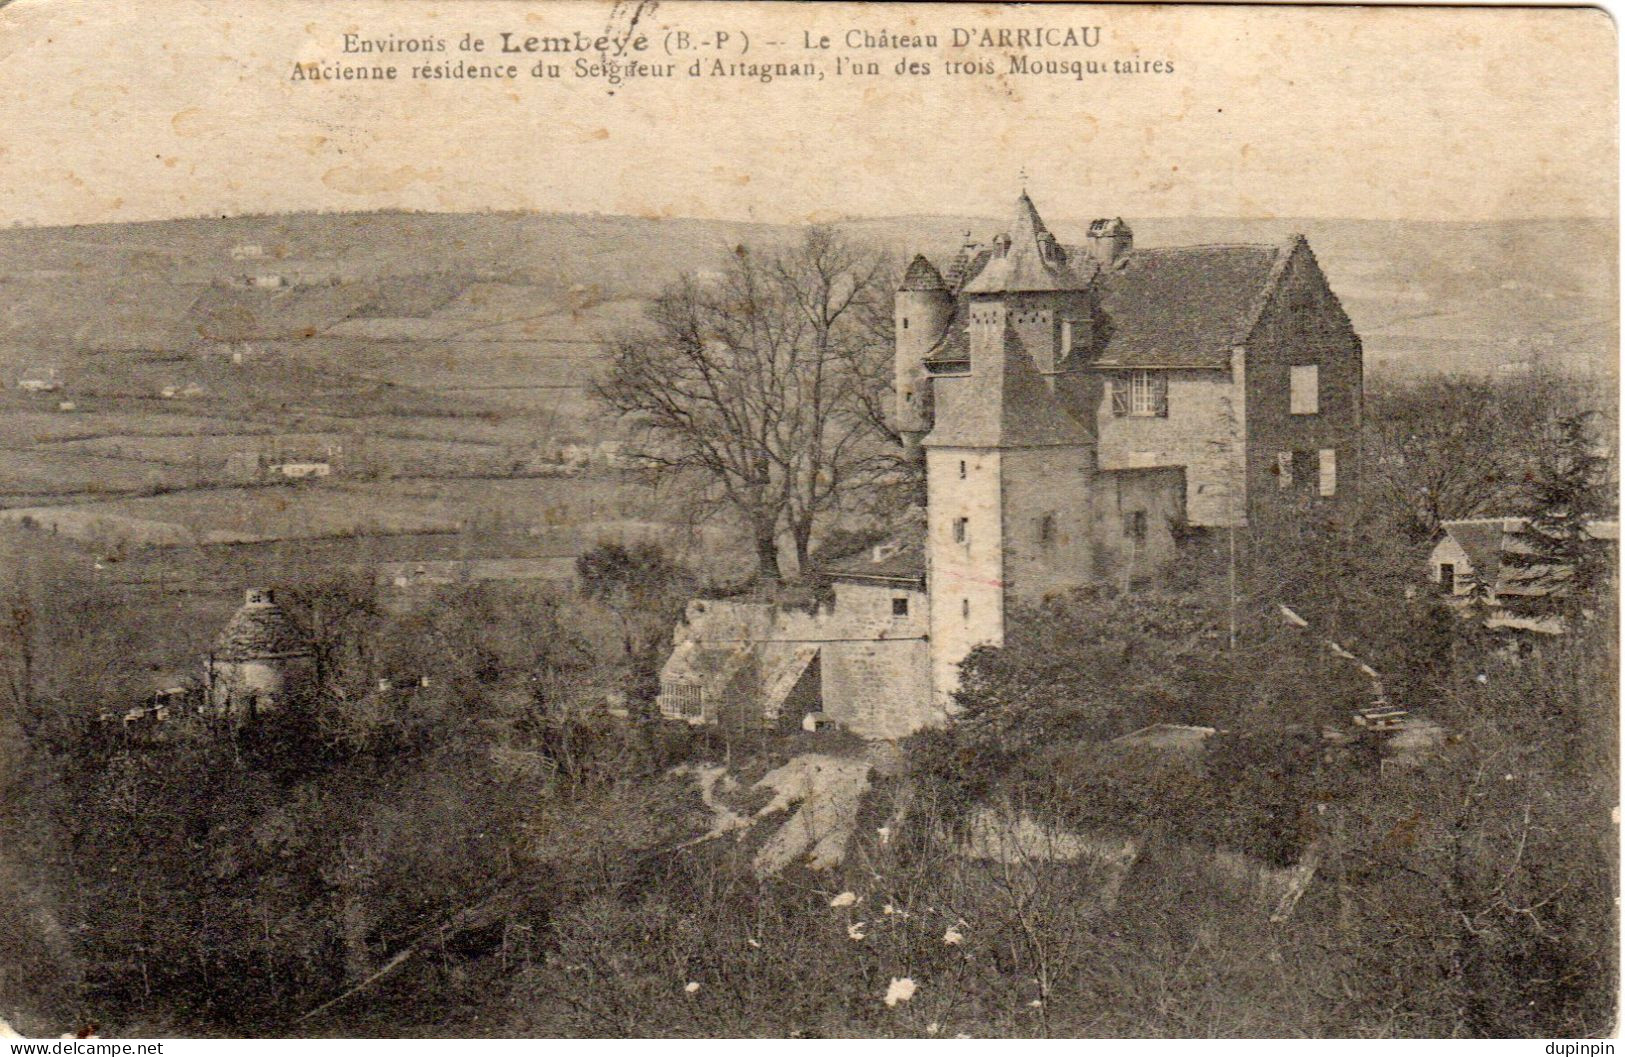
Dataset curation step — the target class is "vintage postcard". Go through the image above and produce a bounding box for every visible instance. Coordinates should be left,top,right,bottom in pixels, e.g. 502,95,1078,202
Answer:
0,0,1616,1042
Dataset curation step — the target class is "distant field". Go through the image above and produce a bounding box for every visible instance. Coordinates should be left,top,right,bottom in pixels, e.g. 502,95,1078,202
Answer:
0,448,202,498
0,408,275,447
39,430,521,477
0,475,657,547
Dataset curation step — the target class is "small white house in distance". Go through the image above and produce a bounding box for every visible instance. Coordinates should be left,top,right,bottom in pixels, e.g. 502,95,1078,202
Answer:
1429,516,1619,602
17,367,60,393
1430,518,1516,599
272,461,331,480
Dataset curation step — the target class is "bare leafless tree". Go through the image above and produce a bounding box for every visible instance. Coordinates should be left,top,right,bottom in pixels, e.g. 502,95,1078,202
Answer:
594,228,900,582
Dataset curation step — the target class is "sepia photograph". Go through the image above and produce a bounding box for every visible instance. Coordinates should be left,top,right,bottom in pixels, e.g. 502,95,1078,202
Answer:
0,0,1616,1041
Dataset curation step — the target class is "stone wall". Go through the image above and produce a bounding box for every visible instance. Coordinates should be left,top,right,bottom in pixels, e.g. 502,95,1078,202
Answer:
1095,366,1246,527
926,446,1006,712
1091,466,1187,581
998,445,1097,605
665,583,935,740
1242,240,1363,524
206,655,313,715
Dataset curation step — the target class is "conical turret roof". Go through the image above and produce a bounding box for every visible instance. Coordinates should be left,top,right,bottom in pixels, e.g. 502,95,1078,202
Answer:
899,254,948,292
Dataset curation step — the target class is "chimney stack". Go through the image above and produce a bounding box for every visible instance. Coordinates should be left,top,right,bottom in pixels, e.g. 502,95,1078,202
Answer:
1087,217,1133,267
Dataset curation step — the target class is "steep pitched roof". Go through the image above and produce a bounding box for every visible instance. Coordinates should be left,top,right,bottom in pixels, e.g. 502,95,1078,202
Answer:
960,193,1095,295
899,255,948,292
1440,518,1516,585
212,598,312,661
924,315,1093,449
1089,241,1293,368
923,302,971,365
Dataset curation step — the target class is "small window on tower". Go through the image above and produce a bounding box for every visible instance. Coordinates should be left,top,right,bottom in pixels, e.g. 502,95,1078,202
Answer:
1036,514,1055,547
1124,510,1147,543
961,598,970,620
952,517,968,544
959,460,967,479
1276,451,1294,490
892,597,910,618
902,318,910,330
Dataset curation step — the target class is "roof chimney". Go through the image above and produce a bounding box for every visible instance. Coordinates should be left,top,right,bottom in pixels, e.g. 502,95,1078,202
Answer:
1087,217,1133,266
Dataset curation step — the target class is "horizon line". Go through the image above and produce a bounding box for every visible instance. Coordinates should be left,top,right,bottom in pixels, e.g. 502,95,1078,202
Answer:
0,205,1616,234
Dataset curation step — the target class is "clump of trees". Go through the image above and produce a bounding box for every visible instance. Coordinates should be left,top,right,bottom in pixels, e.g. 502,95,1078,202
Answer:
1499,412,1614,625
1364,368,1612,541
576,540,696,710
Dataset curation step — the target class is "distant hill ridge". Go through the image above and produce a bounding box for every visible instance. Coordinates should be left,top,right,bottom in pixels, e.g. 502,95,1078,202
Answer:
0,208,1614,379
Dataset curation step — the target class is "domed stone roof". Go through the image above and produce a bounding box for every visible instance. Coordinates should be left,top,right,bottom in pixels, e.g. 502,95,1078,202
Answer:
212,589,312,662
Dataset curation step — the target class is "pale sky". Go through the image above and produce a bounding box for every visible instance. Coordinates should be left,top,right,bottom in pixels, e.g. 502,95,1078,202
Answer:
0,0,1616,227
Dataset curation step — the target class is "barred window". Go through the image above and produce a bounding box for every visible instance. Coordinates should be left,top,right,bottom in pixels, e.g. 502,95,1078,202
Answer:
661,681,704,721
1112,371,1168,418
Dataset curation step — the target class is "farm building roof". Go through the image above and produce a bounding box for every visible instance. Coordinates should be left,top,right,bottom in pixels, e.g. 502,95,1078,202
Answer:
1438,518,1517,587
212,594,312,662
1438,516,1618,600
819,536,926,585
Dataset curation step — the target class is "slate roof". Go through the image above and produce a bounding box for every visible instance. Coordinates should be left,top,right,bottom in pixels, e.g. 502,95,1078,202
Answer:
820,536,927,584
212,597,312,661
924,315,1094,449
944,246,994,294
1088,241,1296,369
960,193,1096,295
1440,518,1515,587
923,233,1303,372
899,255,948,292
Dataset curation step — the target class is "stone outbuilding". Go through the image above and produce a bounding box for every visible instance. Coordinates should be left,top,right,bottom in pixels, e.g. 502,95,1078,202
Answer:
204,589,315,717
